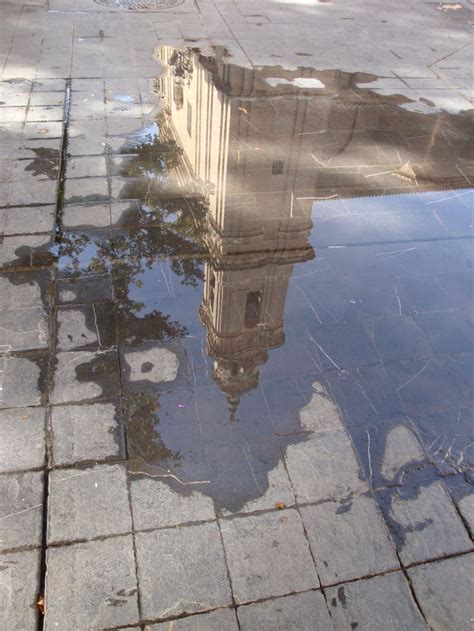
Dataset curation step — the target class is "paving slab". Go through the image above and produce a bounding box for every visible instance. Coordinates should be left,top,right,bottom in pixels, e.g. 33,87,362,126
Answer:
219,459,296,517
136,521,232,620
0,270,50,310
0,234,53,271
0,548,41,631
47,463,132,543
0,407,45,472
50,401,123,466
350,418,431,489
44,535,139,631
63,177,109,204
324,365,405,428
412,407,474,476
66,156,107,179
237,590,333,631
326,572,427,630
0,205,55,236
307,321,380,370
220,509,319,603
0,470,43,552
62,202,111,229
285,429,367,503
56,304,115,350
55,273,113,304
0,306,48,351
52,349,120,404
130,476,215,530
386,480,472,565
301,495,399,586
408,553,474,631
0,353,48,408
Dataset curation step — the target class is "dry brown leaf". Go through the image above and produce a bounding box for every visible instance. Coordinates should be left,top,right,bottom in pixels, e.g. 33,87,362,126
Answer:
36,596,45,614
275,501,286,510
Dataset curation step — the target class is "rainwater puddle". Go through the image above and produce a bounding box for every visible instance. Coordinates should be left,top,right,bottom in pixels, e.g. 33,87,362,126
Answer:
19,46,474,511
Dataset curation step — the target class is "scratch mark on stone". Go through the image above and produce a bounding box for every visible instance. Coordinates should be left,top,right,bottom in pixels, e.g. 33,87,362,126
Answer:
396,360,430,391
376,247,416,259
425,190,471,205
242,442,262,492
296,285,322,323
0,503,42,521
394,286,402,316
353,370,378,414
366,428,373,486
308,332,340,370
92,304,102,347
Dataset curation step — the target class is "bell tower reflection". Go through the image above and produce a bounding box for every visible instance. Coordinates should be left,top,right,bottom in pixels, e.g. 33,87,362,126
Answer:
159,46,316,418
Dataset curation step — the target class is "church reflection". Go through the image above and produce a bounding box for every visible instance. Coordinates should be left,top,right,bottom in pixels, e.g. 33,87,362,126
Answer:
111,46,473,510
155,45,471,421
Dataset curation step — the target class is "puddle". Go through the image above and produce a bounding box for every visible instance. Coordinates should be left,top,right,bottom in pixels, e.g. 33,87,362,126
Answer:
6,46,473,512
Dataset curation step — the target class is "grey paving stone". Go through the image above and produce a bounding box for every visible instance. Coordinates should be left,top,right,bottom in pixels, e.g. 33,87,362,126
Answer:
56,306,99,350
408,553,474,630
67,133,108,156
0,205,55,235
237,590,333,631
0,270,48,310
364,315,433,362
0,234,53,270
130,477,215,530
26,106,64,122
301,495,399,586
220,459,296,517
150,608,239,630
136,522,232,620
326,572,427,630
63,177,109,204
51,401,122,466
285,429,367,503
56,273,113,304
0,548,41,631
221,509,318,603
52,350,120,404
0,355,46,408
457,492,474,537
0,306,48,351
29,92,65,106
0,470,43,552
388,480,472,565
62,202,111,228
45,535,139,631
8,177,57,207
0,407,45,473
47,463,132,544
57,303,115,351
123,344,180,385
66,156,107,179
379,423,426,482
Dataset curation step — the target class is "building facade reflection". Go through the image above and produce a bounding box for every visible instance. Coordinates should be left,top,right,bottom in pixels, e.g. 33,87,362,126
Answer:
156,45,472,419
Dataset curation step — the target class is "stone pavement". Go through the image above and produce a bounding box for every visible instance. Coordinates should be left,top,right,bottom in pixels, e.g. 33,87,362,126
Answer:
0,0,473,629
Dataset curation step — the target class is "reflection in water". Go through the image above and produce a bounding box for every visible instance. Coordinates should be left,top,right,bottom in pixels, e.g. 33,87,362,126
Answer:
55,46,473,510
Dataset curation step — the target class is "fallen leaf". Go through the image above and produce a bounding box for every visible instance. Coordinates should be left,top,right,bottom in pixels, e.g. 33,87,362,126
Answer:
36,596,45,614
275,501,286,510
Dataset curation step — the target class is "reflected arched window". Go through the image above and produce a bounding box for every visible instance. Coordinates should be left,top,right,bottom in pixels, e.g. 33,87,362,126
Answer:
244,290,263,328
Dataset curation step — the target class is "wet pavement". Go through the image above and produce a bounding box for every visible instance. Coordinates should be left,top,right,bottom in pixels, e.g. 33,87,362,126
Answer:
1,1,473,630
